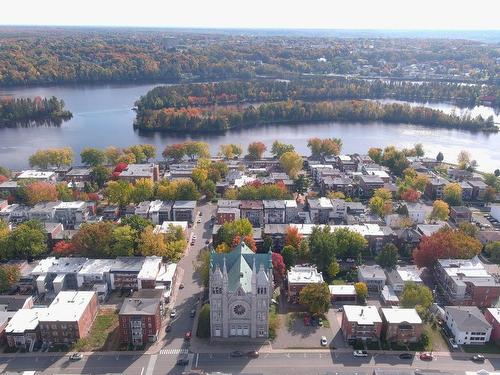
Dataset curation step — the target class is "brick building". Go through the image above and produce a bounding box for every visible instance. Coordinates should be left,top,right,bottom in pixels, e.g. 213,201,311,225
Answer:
341,305,382,341
119,297,162,346
287,266,324,303
381,308,423,343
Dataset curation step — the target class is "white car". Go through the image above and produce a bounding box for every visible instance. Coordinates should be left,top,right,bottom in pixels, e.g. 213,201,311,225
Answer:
170,309,177,318
353,350,368,357
69,353,83,361
320,336,328,346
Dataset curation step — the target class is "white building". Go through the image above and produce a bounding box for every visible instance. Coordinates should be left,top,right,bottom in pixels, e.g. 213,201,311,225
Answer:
17,170,56,182
445,306,492,345
386,265,423,293
358,265,387,292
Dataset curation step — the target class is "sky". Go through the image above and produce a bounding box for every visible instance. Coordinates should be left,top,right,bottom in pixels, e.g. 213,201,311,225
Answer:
0,0,499,30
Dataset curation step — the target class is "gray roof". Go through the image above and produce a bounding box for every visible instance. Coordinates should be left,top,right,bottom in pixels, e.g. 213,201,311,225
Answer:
120,297,160,315
358,265,386,280
445,306,491,331
217,200,241,208
0,295,32,311
173,200,197,209
210,242,272,293
360,175,384,183
263,200,286,209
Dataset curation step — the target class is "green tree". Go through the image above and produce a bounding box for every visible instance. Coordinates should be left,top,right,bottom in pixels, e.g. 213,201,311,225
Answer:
195,249,211,287
184,141,210,160
56,183,73,201
309,226,337,274
368,147,383,164
7,220,47,259
485,241,500,264
414,143,424,157
80,147,106,167
376,243,399,269
443,183,462,206
436,152,444,162
201,179,216,200
328,258,340,279
72,222,114,257
294,174,310,194
196,304,211,338
281,245,297,270
120,215,153,233
90,165,111,188
332,228,367,258
354,282,368,303
105,180,133,207
400,282,433,315
279,151,303,179
458,222,479,238
247,141,267,160
298,283,331,315
131,178,154,203
369,188,393,217
271,141,295,158
105,146,122,165
216,218,253,247
110,225,136,256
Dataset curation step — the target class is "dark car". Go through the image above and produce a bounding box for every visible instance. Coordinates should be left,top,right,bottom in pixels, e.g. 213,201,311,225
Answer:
176,358,189,366
472,354,485,362
165,324,172,333
230,351,244,357
399,353,413,360
190,309,196,318
247,351,259,358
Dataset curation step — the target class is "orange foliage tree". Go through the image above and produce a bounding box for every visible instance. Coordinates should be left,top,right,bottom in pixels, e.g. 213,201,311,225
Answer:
285,226,303,249
26,182,58,206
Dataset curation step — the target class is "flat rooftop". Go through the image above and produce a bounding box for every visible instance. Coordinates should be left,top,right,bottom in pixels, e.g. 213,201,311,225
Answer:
31,257,88,275
120,297,160,315
17,170,55,179
328,284,356,295
5,308,47,333
40,291,96,323
287,266,324,284
138,256,162,280
381,308,422,324
344,305,382,325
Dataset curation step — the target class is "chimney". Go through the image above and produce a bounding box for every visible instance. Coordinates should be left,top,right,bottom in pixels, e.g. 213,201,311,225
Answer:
360,308,364,316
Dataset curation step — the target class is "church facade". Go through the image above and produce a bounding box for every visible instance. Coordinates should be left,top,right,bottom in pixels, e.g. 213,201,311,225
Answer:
209,242,273,339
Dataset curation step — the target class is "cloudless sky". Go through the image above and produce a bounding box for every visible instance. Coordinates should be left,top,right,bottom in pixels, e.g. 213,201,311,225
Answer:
1,0,499,30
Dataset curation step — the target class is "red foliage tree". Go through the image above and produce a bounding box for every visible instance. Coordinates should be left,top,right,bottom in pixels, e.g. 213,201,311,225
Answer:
0,175,7,183
111,171,121,180
248,180,263,188
231,234,257,252
400,188,421,202
412,229,482,268
87,193,100,202
52,240,76,256
272,252,286,285
114,162,128,173
25,182,58,206
285,226,303,249
275,180,287,192
247,141,267,160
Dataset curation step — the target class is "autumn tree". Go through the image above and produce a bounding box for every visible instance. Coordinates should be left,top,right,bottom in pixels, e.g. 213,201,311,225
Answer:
299,283,331,315
105,146,122,165
271,141,295,158
26,182,58,206
131,178,154,203
137,226,167,256
247,141,267,160
272,252,286,286
368,147,383,164
485,187,497,204
156,179,200,201
412,228,482,268
80,147,106,167
52,240,76,256
457,150,471,169
29,148,74,169
381,146,409,176
162,143,186,162
485,241,500,264
430,200,450,221
443,183,463,206
72,222,114,257
279,151,303,179
191,167,208,187
354,282,368,303
0,265,21,293
376,243,399,269
328,258,340,279
184,141,210,160
400,188,421,202
285,226,303,250
369,188,393,217
307,137,341,158
219,144,242,159
216,218,253,247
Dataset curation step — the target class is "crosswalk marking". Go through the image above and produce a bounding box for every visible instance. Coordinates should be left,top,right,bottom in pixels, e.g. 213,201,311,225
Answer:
159,348,189,355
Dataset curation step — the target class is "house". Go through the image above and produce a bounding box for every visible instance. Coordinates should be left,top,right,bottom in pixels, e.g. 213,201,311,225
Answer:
154,263,178,302
460,181,473,201
16,170,56,182
137,256,163,289
435,257,500,308
448,168,473,181
148,200,173,225
53,201,89,229
405,203,430,224
358,265,386,292
263,200,285,224
386,266,423,293
0,181,19,196
65,167,92,182
381,285,399,306
209,242,273,339
216,207,240,225
119,297,162,346
330,199,347,220
284,200,299,223
394,228,421,254
38,291,98,345
172,200,197,223
31,257,88,295
329,285,356,304
308,197,333,224
444,306,492,345
336,155,357,172
287,266,324,303
425,177,447,200
153,221,188,236
416,222,450,237
346,202,366,216
468,180,488,200
239,200,264,227
359,175,385,198
0,295,34,311
450,206,472,223
102,205,120,221
484,308,500,343
0,204,29,224
118,163,159,183
28,201,60,222
5,308,45,349
381,308,423,343
341,305,383,341
134,201,151,218
321,176,355,197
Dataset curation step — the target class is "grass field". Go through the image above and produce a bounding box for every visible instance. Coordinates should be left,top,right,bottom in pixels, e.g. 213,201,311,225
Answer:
73,309,119,352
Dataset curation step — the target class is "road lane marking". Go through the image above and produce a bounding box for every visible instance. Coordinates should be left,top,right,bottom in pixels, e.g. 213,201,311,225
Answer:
145,354,157,375
140,366,144,375
159,348,189,355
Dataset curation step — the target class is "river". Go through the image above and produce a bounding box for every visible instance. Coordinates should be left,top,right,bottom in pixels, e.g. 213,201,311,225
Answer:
0,83,499,171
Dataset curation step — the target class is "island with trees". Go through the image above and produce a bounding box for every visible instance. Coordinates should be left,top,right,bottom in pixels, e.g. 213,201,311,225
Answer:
0,96,72,127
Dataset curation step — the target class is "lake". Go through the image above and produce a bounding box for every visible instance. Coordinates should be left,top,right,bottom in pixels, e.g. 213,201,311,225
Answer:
0,83,499,171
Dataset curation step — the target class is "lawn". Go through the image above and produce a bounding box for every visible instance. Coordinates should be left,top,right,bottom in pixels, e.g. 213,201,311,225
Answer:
73,309,119,352
463,343,500,354
425,324,448,352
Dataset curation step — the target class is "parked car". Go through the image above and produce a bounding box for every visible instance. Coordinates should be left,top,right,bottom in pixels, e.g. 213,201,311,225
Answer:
190,309,196,318
303,315,311,326
247,351,259,358
184,331,192,340
320,336,328,346
197,218,202,223
170,309,177,318
353,350,368,357
420,352,433,361
472,354,485,362
165,324,172,333
176,358,189,366
336,307,343,312
69,353,83,361
205,239,210,244
448,337,459,350
179,283,184,289
399,353,413,360
230,351,244,357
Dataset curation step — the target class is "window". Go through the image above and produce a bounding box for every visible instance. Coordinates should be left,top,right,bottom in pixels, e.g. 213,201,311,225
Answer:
233,305,246,316
212,286,222,294
258,328,265,337
257,287,267,295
